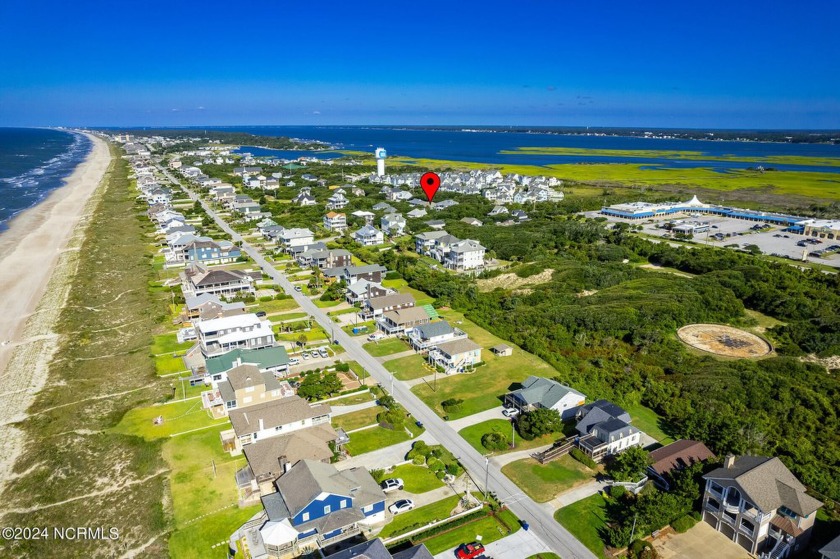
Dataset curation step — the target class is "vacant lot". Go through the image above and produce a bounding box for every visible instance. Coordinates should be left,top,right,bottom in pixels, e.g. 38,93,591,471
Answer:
389,464,445,493
332,406,380,432
459,419,557,455
363,337,410,357
554,493,609,559
345,422,424,456
385,353,432,381
502,455,595,502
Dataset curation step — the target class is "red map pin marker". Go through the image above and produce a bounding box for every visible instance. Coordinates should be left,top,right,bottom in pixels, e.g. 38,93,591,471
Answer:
420,172,441,203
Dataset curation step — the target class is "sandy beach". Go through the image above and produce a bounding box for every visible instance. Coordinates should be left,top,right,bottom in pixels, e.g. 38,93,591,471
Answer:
0,132,111,486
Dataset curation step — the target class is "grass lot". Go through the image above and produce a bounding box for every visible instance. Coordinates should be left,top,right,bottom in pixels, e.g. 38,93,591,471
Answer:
527,554,562,559
363,337,411,357
329,390,375,406
314,297,344,308
459,419,558,455
624,402,672,443
247,298,300,314
386,354,434,381
277,326,329,343
402,286,436,306
268,311,308,322
379,494,463,538
389,464,445,493
342,320,376,336
382,278,408,289
151,333,194,355
411,310,556,419
347,361,371,384
554,493,609,559
155,353,189,375
332,406,380,432
345,421,424,456
502,455,596,502
112,398,229,439
327,306,359,316
420,507,520,554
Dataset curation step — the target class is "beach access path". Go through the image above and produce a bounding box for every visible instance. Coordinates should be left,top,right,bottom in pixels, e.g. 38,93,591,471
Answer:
0,132,111,488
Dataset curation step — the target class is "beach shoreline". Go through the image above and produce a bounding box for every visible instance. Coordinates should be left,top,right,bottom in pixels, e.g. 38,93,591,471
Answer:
0,131,111,488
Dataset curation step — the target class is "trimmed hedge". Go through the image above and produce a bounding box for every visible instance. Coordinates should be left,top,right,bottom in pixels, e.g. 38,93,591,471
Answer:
570,447,598,469
671,514,697,533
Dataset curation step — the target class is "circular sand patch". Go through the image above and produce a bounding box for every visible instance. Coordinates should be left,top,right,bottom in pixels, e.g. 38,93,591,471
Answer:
677,324,772,358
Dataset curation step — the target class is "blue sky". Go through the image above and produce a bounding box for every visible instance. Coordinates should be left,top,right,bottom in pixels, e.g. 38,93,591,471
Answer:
1,0,838,128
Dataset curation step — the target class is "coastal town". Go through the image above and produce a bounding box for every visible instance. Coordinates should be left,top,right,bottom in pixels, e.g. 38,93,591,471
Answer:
79,131,838,559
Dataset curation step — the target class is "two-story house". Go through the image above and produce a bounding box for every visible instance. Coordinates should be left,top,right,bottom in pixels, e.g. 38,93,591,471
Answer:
197,313,275,357
342,264,387,285
180,264,255,298
353,225,384,246
378,307,432,335
408,321,466,351
360,292,416,320
326,539,432,559
702,455,822,558
183,294,246,322
203,364,294,417
322,212,347,232
279,228,315,251
245,460,386,557
224,396,332,453
345,279,392,306
297,249,351,270
381,213,407,236
444,239,486,271
205,346,291,386
574,400,641,461
505,376,586,420
426,338,482,373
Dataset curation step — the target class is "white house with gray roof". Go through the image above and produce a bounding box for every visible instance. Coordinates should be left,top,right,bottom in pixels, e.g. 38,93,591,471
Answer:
574,399,641,461
505,376,586,420
407,320,467,351
224,396,332,453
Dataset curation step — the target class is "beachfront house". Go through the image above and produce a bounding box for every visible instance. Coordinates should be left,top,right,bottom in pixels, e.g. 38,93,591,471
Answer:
197,313,275,357
224,397,332,453
322,212,347,232
575,400,641,461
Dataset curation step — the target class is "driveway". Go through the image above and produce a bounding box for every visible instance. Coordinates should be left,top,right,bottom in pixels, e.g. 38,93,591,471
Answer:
542,479,608,512
331,400,377,417
433,528,552,559
448,407,507,431
335,431,437,472
652,522,750,559
386,483,458,511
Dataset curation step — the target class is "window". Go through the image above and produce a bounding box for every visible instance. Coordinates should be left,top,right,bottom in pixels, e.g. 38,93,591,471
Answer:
245,386,255,393
324,505,331,514
362,504,372,512
302,512,309,522
340,500,347,509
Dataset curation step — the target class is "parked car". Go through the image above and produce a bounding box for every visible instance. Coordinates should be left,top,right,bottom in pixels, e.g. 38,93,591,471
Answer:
288,357,300,365
302,352,310,360
255,311,267,317
294,285,303,292
455,542,486,559
380,478,404,493
502,407,519,418
388,499,414,515
318,347,329,358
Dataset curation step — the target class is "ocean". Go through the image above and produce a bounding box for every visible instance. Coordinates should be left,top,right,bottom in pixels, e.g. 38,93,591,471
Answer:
0,128,91,230
218,126,840,174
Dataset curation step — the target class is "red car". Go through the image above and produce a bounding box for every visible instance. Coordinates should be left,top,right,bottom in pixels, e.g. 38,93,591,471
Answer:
455,542,485,559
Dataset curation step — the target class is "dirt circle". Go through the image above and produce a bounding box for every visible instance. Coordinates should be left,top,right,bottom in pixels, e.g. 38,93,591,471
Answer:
677,324,772,358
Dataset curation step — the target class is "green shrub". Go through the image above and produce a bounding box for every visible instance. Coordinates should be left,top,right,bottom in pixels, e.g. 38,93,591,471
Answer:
435,469,446,480
441,398,463,413
570,447,598,469
412,455,426,465
481,432,509,451
385,271,402,280
335,362,350,372
609,485,628,499
259,295,273,302
671,514,697,533
628,539,657,559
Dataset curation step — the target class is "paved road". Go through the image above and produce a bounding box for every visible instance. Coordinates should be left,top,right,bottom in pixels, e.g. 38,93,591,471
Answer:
166,170,597,559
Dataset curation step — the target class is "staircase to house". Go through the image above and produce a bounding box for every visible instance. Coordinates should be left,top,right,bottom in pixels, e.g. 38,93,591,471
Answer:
533,437,575,464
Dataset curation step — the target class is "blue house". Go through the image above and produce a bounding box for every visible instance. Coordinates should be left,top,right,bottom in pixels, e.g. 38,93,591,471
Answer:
255,460,386,556
185,239,240,264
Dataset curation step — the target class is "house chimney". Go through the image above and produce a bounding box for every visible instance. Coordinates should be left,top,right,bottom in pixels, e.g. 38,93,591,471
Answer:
724,454,736,469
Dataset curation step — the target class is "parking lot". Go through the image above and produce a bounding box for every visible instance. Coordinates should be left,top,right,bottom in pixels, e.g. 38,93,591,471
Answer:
587,211,840,268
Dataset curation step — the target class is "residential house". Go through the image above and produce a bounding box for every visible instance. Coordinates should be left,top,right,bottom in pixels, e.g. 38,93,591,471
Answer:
432,199,458,210
427,338,482,373
444,239,485,271
381,213,407,236
351,210,375,225
205,346,292,386
407,208,428,219
360,292,415,320
504,376,586,420
202,364,294,417
184,293,246,322
575,400,641,462
488,205,509,216
297,249,352,270
460,217,483,227
378,307,432,335
181,264,255,298
241,460,386,557
184,239,241,265
224,397,332,453
647,439,716,490
511,209,529,222
408,321,466,351
342,264,388,285
353,225,384,246
293,192,317,207
326,539,432,559
234,166,263,176
820,535,840,559
372,202,396,213
198,313,275,357
424,219,446,230
702,455,823,558
345,280,391,306
323,212,347,232
326,192,348,211
279,228,315,251
415,230,450,254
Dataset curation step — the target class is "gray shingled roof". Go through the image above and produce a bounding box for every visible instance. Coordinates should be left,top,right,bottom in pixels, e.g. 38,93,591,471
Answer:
275,460,384,519
435,338,481,357
225,364,282,392
228,397,330,435
704,456,823,517
368,293,415,311
509,375,584,410
243,424,337,480
413,321,453,340
820,534,840,559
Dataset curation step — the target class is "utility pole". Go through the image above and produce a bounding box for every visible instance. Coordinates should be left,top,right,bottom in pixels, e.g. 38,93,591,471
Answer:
484,457,490,499
630,512,638,542
511,419,516,449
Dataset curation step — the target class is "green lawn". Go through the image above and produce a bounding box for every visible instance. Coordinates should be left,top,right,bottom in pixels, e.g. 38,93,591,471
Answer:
459,419,558,455
155,353,189,376
151,333,194,355
379,494,463,538
363,337,411,357
328,390,375,406
527,554,561,559
382,278,408,289
342,320,376,336
554,493,609,559
347,361,371,384
246,298,300,314
390,464,445,493
502,455,596,502
314,297,344,308
411,310,557,420
327,306,359,316
111,399,229,439
345,426,412,456
332,407,381,432
624,402,672,443
419,507,520,554
402,286,436,306
268,311,308,322
385,354,434,381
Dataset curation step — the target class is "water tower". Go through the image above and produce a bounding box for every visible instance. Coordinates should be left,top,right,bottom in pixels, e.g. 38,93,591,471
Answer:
375,147,387,177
